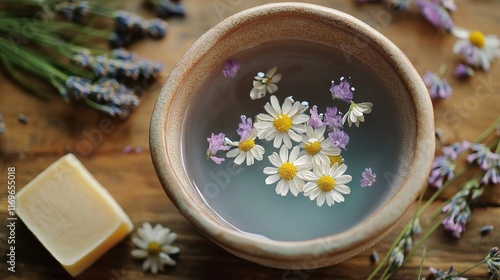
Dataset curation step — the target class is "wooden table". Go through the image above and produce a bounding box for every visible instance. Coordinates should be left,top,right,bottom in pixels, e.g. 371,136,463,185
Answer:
1,0,499,279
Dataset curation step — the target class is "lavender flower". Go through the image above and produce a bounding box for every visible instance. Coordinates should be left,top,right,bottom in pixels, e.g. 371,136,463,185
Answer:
91,78,140,107
146,18,168,39
156,0,186,18
56,0,89,23
330,77,354,103
237,115,253,141
417,0,455,31
72,49,93,67
481,155,500,185
112,11,167,47
328,130,350,150
486,247,500,279
360,168,377,187
422,71,453,100
454,63,474,79
66,76,92,98
72,50,163,80
428,266,467,280
324,107,343,130
308,105,324,129
441,180,480,238
207,133,230,164
222,59,240,78
467,143,497,170
428,141,469,188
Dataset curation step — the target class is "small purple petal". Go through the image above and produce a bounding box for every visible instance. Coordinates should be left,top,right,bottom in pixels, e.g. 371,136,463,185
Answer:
207,132,230,164
328,130,350,150
324,107,343,130
360,167,377,187
417,0,455,31
454,63,474,78
423,71,453,100
222,59,240,78
237,115,253,140
308,105,323,129
330,78,354,103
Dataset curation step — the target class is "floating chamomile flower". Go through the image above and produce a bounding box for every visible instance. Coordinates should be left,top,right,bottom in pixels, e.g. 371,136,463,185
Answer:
226,129,265,166
131,222,179,274
452,27,500,71
299,125,340,169
263,146,312,196
342,101,373,127
302,163,352,207
254,95,310,148
249,66,282,100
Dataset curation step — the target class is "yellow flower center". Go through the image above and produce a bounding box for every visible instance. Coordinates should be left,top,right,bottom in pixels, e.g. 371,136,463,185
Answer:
328,155,343,167
317,175,335,192
147,241,161,255
278,162,297,181
273,114,292,133
238,138,255,152
469,30,485,48
305,140,322,155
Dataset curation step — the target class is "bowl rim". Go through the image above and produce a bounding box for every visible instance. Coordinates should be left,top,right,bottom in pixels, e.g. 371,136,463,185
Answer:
150,2,435,266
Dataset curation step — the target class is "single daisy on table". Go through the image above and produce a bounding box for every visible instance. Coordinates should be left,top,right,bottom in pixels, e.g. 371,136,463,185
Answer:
131,222,180,274
302,162,352,207
342,101,373,127
263,145,312,196
250,66,282,100
452,27,500,71
226,128,265,166
254,95,310,148
299,124,340,169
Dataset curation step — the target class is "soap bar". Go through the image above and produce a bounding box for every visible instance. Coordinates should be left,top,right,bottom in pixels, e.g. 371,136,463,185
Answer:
16,154,133,277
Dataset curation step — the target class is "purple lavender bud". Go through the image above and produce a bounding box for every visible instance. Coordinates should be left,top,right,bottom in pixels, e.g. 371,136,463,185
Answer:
454,63,475,79
157,0,186,18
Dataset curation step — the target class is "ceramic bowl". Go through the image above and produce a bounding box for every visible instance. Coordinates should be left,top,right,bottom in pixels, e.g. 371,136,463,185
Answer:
150,2,434,269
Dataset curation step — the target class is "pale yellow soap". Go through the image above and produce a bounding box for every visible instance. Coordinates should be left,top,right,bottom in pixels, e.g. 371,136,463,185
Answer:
16,153,133,277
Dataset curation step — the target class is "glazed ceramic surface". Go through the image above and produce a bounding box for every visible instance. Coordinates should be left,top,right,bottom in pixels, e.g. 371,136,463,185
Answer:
150,2,434,269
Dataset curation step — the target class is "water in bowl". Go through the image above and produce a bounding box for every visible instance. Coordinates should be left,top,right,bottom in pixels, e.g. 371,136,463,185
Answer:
182,39,414,241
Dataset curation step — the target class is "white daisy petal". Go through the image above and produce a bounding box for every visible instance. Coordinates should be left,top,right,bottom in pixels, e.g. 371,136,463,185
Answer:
263,166,278,175
265,173,281,185
131,249,148,259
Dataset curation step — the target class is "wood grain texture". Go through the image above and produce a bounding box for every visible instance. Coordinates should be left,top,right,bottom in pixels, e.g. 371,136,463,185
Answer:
0,0,499,279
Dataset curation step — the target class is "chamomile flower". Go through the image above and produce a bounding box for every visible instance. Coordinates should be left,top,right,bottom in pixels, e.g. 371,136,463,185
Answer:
452,27,500,71
342,101,373,127
131,223,179,274
254,95,310,148
250,66,282,100
302,163,352,207
300,125,340,169
226,129,265,166
263,146,312,196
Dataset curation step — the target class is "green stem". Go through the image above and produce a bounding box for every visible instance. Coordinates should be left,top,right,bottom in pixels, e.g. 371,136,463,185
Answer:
417,247,427,280
455,259,487,276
